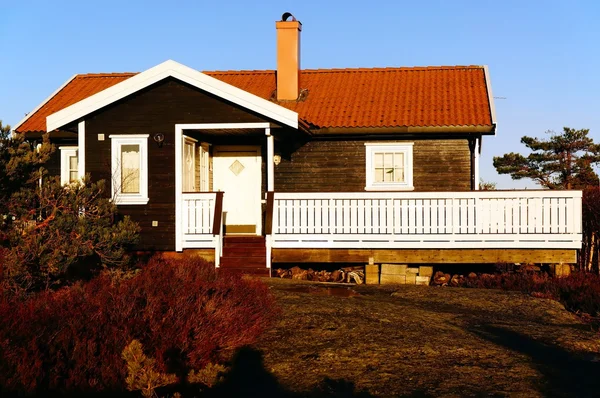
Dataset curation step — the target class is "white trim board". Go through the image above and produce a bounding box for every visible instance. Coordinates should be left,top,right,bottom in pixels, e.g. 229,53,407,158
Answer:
483,65,497,133
47,60,298,132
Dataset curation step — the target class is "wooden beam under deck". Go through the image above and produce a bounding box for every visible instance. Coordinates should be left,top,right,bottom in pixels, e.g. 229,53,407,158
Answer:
272,248,577,264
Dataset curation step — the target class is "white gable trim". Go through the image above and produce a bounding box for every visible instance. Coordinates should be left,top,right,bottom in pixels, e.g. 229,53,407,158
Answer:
483,65,497,134
14,74,78,132
47,60,298,132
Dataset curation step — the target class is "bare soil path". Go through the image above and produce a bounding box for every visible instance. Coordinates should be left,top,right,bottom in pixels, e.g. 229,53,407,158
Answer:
244,279,600,397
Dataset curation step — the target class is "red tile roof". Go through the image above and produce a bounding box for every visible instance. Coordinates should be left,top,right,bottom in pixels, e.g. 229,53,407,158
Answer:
16,66,493,133
17,73,135,133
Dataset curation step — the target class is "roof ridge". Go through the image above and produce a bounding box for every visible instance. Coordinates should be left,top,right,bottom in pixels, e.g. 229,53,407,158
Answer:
300,65,485,73
75,65,484,77
203,69,275,75
76,72,138,78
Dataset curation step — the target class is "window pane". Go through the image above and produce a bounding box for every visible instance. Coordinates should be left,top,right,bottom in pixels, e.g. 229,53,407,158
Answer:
383,153,394,168
384,166,393,182
394,152,403,168
374,168,384,182
69,155,78,183
374,152,384,168
121,144,140,194
394,167,405,182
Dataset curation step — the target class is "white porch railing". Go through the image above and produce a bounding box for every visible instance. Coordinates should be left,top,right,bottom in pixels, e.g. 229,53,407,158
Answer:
181,192,224,265
268,191,582,249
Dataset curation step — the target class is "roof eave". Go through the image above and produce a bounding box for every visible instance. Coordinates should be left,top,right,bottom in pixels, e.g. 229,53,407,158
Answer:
13,73,78,133
310,125,496,135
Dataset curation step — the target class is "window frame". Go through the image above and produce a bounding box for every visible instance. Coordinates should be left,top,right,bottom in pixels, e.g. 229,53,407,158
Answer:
59,146,79,185
364,142,414,191
110,134,149,205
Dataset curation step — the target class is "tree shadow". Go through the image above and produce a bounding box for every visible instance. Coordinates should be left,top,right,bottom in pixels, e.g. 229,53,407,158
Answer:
469,324,600,397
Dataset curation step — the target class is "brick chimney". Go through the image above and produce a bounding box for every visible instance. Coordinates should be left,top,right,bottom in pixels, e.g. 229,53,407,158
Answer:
276,12,302,101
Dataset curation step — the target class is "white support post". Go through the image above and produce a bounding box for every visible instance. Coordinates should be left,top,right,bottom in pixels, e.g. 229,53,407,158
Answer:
175,125,183,252
78,120,85,180
474,137,480,190
266,236,272,270
266,128,274,192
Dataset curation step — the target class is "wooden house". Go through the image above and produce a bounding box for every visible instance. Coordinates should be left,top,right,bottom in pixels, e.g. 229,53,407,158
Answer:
14,14,582,276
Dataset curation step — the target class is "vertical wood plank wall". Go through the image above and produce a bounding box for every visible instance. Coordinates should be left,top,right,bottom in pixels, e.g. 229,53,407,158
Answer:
274,139,472,192
84,78,268,250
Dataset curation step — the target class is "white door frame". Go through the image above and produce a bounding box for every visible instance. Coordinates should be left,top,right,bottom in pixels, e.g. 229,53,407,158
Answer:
174,123,272,251
213,145,262,236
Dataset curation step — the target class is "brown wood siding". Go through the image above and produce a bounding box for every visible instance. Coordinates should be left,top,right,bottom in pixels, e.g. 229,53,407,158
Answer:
274,138,471,192
44,138,78,181
44,147,62,179
84,78,270,251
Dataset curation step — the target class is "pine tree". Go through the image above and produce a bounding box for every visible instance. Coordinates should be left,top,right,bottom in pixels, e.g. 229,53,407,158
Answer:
1,121,139,292
493,127,600,189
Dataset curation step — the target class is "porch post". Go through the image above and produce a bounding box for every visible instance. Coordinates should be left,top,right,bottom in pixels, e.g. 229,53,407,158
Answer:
266,128,274,191
175,125,183,251
78,120,85,180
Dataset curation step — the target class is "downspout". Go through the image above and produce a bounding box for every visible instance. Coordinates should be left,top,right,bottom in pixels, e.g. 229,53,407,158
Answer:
469,138,476,191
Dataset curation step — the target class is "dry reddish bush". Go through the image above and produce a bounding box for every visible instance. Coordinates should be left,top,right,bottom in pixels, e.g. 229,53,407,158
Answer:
0,257,277,395
457,271,600,320
554,272,600,317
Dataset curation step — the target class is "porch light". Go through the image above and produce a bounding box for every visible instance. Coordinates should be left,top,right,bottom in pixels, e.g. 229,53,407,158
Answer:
153,133,165,148
273,154,282,165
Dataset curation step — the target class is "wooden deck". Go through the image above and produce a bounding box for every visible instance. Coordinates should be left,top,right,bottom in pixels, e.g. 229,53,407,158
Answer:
180,190,583,266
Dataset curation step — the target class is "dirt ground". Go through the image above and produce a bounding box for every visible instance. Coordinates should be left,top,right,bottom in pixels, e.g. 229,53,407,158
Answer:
242,279,600,397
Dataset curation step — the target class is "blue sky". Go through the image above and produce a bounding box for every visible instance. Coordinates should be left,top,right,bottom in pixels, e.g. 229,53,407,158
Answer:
1,0,598,188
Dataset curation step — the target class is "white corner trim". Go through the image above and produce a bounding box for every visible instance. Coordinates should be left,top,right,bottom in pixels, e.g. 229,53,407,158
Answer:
483,65,497,133
78,120,85,179
14,74,78,132
47,60,299,132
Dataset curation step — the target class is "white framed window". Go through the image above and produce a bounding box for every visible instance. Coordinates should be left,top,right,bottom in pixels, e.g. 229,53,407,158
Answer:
110,135,149,205
365,143,414,191
59,146,79,185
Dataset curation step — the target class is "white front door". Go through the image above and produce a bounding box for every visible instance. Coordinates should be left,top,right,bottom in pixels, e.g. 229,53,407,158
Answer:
213,146,261,235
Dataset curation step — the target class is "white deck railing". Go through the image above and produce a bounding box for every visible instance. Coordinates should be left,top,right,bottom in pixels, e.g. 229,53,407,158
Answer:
269,191,582,249
181,192,224,265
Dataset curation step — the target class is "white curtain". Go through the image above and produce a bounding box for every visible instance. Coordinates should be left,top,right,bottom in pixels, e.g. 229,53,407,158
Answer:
121,145,140,193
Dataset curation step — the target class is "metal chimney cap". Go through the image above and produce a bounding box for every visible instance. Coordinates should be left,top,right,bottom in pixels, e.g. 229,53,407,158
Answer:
281,12,296,22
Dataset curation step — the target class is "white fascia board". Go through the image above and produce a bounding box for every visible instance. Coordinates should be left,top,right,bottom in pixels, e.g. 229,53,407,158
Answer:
14,74,78,132
47,60,298,131
483,65,497,134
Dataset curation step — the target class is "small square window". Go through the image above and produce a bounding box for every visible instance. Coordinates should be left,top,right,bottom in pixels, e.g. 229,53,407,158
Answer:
365,143,414,191
110,135,149,205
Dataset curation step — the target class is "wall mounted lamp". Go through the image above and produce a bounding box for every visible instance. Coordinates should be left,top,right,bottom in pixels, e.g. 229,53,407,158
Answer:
273,154,282,166
153,133,165,148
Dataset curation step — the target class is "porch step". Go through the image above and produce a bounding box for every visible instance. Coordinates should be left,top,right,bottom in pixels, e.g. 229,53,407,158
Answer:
219,236,268,271
224,236,265,245
218,267,270,277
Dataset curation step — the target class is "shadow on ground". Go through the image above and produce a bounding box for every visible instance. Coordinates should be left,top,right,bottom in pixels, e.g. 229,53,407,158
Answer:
206,346,375,398
469,324,600,397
